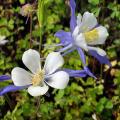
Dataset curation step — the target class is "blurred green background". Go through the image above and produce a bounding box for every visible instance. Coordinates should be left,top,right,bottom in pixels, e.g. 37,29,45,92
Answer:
0,0,120,119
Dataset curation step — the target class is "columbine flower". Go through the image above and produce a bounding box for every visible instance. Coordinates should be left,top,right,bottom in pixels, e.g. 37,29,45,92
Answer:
0,36,8,45
54,0,111,66
0,49,69,97
73,12,108,56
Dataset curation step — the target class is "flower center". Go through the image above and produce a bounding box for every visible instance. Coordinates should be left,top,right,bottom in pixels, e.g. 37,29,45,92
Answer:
32,70,45,86
84,29,99,43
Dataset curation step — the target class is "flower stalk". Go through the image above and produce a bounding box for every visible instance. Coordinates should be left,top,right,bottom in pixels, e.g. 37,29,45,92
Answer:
37,0,45,53
30,14,33,48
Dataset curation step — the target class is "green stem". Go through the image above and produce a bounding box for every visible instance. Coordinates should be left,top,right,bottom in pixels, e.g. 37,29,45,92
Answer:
5,94,14,110
35,96,41,117
30,14,33,48
100,64,103,79
38,0,44,54
39,27,42,53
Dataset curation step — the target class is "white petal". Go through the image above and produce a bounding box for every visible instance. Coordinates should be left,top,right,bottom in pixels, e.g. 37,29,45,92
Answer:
11,67,32,86
44,52,64,75
77,13,82,27
80,11,98,32
74,33,88,51
46,71,69,89
28,84,49,96
88,46,106,56
22,49,41,74
88,26,109,45
72,26,79,39
96,26,109,44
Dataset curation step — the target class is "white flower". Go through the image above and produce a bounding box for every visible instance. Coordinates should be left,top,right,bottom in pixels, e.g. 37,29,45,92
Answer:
73,11,109,56
11,49,69,97
0,36,8,45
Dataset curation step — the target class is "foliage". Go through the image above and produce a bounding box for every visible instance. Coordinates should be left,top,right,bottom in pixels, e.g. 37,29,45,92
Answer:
0,0,120,119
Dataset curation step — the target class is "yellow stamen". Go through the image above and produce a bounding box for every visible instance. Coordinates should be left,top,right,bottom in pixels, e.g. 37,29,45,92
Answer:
32,70,45,86
84,29,99,43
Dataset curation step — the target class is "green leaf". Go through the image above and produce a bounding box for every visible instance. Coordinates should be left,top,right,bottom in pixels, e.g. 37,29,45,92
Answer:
65,113,72,120
37,0,45,28
88,0,100,5
105,101,113,109
19,0,25,4
95,85,104,95
86,78,94,86
99,97,107,104
55,90,65,99
96,103,104,113
8,19,14,30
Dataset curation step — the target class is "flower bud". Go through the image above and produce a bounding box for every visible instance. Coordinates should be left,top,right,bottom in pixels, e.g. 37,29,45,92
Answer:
20,4,33,16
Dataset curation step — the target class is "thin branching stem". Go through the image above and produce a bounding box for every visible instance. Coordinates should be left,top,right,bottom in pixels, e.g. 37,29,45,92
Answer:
30,14,33,48
39,26,42,53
